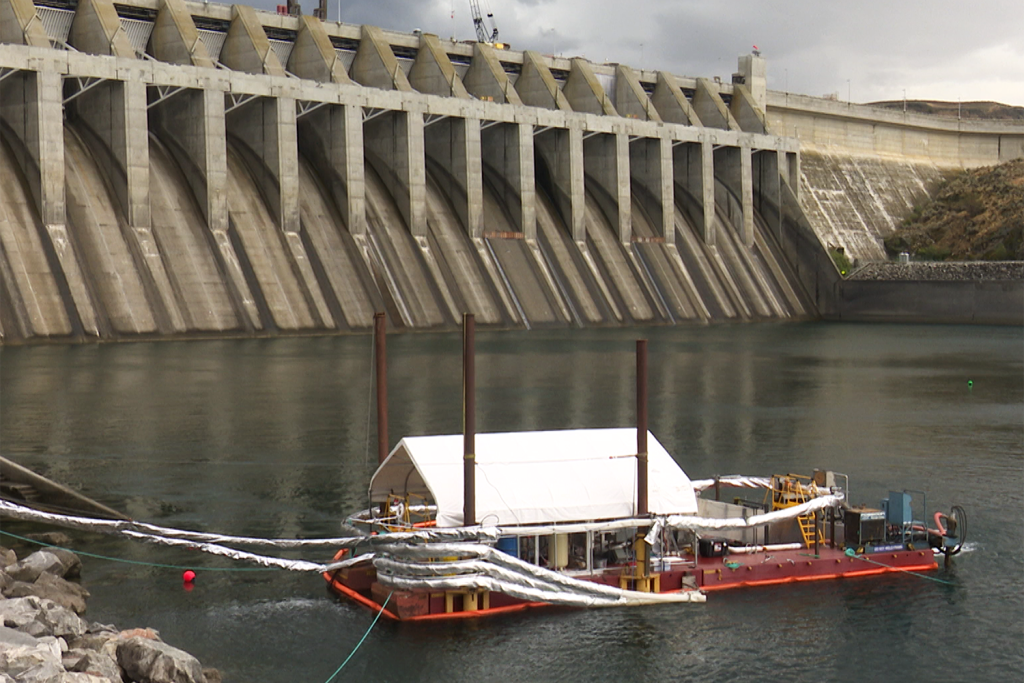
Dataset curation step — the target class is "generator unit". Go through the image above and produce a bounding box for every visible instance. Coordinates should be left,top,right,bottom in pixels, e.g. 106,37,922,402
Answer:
844,507,885,547
698,537,729,558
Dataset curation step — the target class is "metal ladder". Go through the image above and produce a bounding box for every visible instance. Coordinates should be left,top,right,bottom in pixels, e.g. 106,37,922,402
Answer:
769,475,823,548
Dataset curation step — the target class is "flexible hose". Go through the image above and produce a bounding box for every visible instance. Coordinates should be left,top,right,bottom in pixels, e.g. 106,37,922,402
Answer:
946,505,967,555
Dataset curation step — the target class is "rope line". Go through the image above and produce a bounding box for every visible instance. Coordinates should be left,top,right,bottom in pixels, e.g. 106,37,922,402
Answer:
0,529,275,572
0,499,361,548
0,500,494,574
844,548,957,586
4,528,394,679
323,591,392,683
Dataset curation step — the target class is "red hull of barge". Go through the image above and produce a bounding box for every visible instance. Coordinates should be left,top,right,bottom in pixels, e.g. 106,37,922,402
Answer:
323,546,939,622
690,545,937,591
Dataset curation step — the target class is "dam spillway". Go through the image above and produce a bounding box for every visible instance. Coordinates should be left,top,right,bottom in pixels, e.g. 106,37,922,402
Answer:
0,0,924,342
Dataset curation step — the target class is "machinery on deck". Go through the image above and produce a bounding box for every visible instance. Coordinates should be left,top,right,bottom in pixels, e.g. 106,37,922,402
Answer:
766,472,965,565
469,0,508,48
843,489,966,566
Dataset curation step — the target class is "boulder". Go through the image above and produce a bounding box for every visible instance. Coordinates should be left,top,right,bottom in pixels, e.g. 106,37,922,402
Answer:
5,574,89,615
0,571,12,595
61,673,119,682
67,631,118,655
45,549,82,580
0,596,87,639
61,647,87,669
5,551,65,583
85,623,117,635
117,637,206,683
119,627,160,641
0,624,41,648
23,533,74,549
63,648,123,682
0,638,63,683
99,627,160,662
41,573,89,602
0,548,16,569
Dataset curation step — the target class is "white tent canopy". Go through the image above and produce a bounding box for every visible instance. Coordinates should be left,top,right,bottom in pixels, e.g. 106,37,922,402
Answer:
369,428,698,528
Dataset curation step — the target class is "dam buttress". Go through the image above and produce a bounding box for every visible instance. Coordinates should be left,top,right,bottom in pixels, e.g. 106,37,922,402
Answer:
8,0,1016,340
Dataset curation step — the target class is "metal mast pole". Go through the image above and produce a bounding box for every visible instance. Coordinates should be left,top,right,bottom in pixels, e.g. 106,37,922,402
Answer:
637,339,649,516
463,313,476,526
374,312,389,464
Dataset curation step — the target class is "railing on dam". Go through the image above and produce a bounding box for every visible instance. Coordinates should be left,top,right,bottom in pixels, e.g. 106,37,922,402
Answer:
0,0,855,341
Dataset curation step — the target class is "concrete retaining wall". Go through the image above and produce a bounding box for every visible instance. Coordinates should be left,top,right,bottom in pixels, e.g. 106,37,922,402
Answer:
834,280,1023,326
833,262,1024,325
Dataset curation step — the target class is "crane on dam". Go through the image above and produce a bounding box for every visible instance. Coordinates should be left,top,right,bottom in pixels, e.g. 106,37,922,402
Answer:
469,0,508,48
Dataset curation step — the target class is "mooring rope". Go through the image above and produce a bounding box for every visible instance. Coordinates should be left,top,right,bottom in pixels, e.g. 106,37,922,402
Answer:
323,591,393,683
844,548,957,586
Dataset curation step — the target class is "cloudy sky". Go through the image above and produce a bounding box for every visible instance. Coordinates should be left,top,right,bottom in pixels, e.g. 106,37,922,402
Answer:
255,0,1023,105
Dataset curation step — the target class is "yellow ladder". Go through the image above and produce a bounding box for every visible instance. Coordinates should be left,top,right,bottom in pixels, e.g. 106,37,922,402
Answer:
797,514,822,549
769,475,823,549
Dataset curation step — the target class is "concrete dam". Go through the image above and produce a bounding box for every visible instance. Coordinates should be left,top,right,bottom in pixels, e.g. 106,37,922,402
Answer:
768,93,1023,266
1,0,1019,342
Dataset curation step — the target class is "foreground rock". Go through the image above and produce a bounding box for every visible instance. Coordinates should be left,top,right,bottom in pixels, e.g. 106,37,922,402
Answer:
118,637,208,683
1,545,219,683
849,260,1024,281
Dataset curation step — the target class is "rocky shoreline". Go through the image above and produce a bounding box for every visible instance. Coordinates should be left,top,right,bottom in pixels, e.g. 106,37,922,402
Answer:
847,260,1024,281
1,542,220,683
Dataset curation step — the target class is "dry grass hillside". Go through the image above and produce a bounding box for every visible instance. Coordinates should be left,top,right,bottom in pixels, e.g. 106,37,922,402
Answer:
883,159,1023,261
869,100,1024,120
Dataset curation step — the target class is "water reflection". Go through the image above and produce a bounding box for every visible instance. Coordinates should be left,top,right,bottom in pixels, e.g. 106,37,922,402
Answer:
1,323,1021,682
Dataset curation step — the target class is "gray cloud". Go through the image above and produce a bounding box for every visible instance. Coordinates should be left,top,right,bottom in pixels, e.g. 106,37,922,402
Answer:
251,0,1023,104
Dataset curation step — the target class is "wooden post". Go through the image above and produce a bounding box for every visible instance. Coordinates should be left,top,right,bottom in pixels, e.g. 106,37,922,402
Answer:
374,312,389,464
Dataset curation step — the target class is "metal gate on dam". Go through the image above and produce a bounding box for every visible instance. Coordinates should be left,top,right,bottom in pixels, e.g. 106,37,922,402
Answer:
0,0,828,343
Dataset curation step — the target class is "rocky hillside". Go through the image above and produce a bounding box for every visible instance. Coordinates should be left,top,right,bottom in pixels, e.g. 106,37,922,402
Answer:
882,159,1023,261
869,100,1024,120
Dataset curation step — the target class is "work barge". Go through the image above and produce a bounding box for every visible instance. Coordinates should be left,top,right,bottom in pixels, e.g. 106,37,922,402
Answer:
323,315,964,621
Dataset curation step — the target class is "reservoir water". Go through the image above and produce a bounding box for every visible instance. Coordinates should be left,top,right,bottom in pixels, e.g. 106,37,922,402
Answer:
1,323,1021,682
